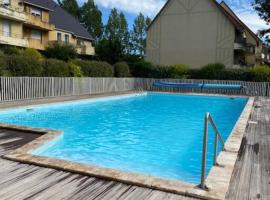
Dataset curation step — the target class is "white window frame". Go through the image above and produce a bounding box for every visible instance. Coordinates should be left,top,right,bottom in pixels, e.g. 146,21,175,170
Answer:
31,29,42,40
3,20,11,37
31,7,42,17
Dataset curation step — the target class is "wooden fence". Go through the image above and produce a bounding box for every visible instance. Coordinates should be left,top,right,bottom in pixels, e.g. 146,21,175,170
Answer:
0,77,269,102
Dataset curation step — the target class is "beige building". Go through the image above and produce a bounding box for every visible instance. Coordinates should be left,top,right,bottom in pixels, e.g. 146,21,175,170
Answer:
0,0,95,56
146,0,262,68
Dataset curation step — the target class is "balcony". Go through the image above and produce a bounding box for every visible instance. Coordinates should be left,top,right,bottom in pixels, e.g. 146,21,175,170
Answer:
234,42,255,54
26,38,46,50
0,3,26,22
0,30,28,47
25,13,54,31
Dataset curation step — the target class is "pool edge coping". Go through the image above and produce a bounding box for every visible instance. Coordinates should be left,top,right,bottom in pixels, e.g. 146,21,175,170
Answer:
1,93,255,200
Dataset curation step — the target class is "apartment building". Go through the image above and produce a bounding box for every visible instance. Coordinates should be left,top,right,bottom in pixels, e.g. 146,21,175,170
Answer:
146,0,262,68
0,0,95,56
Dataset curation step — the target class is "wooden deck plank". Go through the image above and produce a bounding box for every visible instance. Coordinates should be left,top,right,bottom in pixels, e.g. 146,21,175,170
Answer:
226,98,270,200
0,129,194,200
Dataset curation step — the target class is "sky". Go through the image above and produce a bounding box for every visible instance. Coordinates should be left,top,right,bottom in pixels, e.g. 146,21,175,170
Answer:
76,0,269,33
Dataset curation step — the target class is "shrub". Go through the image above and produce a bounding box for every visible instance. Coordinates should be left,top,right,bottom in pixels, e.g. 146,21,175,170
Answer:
72,60,113,77
0,56,11,76
152,66,171,78
251,66,270,82
42,59,70,77
68,62,84,77
45,42,77,61
2,46,24,55
200,63,226,79
168,64,188,79
23,48,43,61
114,62,130,77
129,61,155,78
6,55,42,76
0,50,4,57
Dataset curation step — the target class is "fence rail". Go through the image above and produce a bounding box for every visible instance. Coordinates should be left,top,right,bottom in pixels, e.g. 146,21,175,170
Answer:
0,77,269,102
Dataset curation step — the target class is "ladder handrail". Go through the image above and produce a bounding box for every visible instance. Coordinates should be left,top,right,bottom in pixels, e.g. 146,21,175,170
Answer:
199,112,226,190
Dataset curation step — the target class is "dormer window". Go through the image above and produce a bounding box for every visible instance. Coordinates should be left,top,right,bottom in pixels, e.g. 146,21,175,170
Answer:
31,7,41,17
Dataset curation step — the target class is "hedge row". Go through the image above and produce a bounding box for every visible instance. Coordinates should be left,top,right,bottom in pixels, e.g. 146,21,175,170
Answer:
129,61,270,82
0,55,130,78
0,48,270,81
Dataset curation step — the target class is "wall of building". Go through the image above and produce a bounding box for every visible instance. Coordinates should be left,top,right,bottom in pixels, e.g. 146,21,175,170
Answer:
49,30,95,55
146,0,235,68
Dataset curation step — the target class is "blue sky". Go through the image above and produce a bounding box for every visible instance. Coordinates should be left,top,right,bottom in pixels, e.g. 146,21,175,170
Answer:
76,0,268,33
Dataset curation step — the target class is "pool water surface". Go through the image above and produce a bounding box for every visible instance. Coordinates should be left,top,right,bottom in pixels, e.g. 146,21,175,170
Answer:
0,93,248,184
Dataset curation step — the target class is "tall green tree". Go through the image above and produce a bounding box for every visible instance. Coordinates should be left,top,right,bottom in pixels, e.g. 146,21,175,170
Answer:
57,0,80,18
253,0,270,43
119,12,129,53
97,8,130,63
131,13,151,57
105,8,121,41
80,0,103,41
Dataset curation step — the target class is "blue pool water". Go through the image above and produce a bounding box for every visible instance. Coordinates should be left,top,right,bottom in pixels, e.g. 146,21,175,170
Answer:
0,93,248,184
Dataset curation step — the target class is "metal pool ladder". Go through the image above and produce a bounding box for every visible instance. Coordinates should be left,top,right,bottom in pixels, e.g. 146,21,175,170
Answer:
199,112,226,190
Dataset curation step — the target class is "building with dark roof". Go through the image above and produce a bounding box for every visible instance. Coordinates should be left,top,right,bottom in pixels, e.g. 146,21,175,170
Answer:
146,0,262,68
0,0,95,56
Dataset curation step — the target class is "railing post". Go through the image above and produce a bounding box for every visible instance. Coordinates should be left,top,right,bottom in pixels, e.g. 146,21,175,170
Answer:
200,113,209,190
213,132,218,166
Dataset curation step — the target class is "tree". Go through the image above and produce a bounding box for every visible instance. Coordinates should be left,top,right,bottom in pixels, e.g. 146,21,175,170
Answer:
119,12,129,54
97,8,129,63
96,38,123,64
253,0,270,43
57,0,80,18
131,13,151,57
105,8,121,41
80,0,103,41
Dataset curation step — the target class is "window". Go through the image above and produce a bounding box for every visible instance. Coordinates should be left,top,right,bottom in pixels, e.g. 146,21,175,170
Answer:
57,32,62,42
64,34,69,44
31,7,41,17
77,39,83,46
31,30,42,40
3,0,10,6
3,21,11,37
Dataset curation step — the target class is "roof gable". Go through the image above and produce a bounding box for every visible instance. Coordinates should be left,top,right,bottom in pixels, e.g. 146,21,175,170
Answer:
23,0,94,41
147,0,261,44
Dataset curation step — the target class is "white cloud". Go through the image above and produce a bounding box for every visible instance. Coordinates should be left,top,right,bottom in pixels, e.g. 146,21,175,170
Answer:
94,0,165,16
223,0,268,33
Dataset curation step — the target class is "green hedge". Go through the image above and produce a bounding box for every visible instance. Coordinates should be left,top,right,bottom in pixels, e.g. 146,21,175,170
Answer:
72,60,114,77
5,55,43,76
114,62,130,77
42,59,70,77
251,66,270,82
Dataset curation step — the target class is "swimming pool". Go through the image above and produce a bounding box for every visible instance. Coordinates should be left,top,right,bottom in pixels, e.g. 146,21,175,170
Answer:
0,93,248,184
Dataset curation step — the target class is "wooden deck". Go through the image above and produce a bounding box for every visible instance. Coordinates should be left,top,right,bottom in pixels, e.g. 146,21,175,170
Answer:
0,130,195,200
0,97,269,199
226,97,270,200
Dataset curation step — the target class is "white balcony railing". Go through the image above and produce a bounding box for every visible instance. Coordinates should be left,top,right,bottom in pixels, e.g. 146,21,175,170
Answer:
0,4,26,21
0,30,28,47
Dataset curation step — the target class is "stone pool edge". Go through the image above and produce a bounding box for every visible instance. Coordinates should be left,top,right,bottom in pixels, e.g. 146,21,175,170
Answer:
2,96,255,200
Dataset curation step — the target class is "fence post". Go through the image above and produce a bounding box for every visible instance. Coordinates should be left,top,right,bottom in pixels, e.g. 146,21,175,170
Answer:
200,113,209,190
